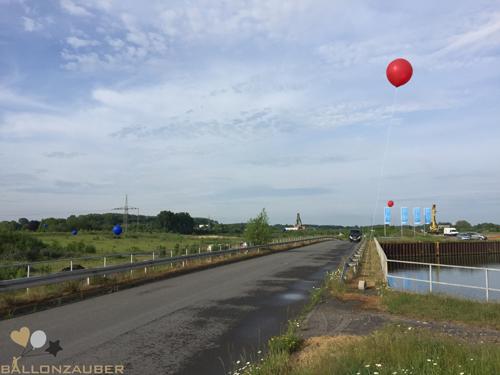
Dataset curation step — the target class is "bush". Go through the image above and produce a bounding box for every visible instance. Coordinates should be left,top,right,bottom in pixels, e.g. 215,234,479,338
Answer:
268,321,302,355
65,241,96,254
244,209,272,245
0,267,27,281
0,231,47,261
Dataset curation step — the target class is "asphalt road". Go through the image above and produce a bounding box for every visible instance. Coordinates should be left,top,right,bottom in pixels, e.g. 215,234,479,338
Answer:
0,240,353,375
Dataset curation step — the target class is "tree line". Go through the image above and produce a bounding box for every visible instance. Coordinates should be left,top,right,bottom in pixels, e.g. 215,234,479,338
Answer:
0,211,199,235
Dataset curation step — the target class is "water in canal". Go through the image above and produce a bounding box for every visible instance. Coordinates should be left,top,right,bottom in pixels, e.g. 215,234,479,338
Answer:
387,253,500,302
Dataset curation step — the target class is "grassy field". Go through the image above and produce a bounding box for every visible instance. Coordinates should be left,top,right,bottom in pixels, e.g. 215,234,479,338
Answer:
288,325,500,375
31,231,243,255
382,291,500,330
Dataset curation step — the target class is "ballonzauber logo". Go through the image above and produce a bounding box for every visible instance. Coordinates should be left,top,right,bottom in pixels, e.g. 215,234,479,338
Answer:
9,326,62,370
3,327,124,374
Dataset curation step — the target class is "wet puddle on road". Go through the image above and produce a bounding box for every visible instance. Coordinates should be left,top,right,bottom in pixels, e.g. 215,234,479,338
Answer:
279,292,306,301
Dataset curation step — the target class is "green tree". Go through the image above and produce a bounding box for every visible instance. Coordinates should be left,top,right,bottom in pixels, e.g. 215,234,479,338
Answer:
157,210,176,231
173,212,194,234
455,220,472,231
244,208,272,245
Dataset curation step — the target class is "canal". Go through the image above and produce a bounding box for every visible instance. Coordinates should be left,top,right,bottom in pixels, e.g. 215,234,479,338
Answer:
382,243,500,302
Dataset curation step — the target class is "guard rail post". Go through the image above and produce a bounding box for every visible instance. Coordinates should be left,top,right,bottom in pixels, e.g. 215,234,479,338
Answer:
485,269,489,302
130,254,133,277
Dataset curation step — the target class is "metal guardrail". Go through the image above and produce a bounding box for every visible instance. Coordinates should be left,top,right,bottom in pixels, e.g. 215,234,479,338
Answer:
340,239,367,281
0,236,334,292
374,238,388,279
386,259,500,302
375,238,500,302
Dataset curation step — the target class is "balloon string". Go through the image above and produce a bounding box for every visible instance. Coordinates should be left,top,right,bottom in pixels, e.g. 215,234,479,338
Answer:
369,87,398,239
20,347,33,357
23,352,50,358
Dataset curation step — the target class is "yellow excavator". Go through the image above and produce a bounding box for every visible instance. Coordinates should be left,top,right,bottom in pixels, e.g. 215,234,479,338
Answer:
429,204,440,234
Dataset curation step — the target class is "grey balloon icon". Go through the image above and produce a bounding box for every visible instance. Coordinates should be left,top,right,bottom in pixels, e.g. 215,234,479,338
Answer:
30,330,47,349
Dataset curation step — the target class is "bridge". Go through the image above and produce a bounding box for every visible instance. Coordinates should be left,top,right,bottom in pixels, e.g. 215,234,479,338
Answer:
0,239,354,375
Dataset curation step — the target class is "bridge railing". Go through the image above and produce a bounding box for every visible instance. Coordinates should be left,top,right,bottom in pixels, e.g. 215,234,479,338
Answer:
375,238,500,302
340,239,367,281
0,236,335,292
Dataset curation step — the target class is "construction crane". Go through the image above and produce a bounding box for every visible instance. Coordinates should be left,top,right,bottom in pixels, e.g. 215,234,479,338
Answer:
285,213,306,231
429,204,439,234
295,213,305,230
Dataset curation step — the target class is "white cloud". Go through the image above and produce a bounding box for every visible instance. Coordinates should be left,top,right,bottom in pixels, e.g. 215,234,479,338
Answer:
66,36,100,48
22,16,42,32
59,0,92,17
106,37,125,50
3,1,500,224
0,87,56,111
442,12,500,53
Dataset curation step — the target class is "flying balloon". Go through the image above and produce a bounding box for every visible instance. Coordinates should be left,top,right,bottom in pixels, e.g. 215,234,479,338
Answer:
386,58,413,87
71,229,78,236
387,200,394,208
112,224,123,236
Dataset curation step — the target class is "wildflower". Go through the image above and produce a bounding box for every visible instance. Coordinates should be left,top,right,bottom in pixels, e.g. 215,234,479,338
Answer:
246,362,250,365
257,350,262,354
365,364,370,368
374,372,379,375
433,363,437,366
427,359,431,362
376,364,382,367
236,360,240,364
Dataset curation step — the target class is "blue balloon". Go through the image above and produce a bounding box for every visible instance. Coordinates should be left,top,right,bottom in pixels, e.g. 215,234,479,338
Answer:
71,229,78,236
112,224,123,236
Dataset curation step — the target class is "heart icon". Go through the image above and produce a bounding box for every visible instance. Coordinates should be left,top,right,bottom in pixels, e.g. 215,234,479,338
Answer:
10,327,30,348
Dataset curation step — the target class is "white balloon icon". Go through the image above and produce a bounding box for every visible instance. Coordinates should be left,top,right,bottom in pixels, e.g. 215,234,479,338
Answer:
30,330,47,349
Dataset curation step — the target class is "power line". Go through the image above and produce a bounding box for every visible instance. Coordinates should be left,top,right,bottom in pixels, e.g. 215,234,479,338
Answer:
112,194,139,233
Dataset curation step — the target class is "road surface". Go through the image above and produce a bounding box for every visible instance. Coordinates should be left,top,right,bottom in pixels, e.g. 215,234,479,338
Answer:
0,240,353,375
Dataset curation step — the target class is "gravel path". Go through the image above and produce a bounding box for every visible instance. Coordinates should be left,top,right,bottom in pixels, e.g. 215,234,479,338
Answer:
300,296,500,344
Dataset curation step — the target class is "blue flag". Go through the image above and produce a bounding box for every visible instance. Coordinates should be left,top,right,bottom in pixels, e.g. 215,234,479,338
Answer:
424,207,431,225
401,207,409,225
413,207,421,225
384,207,391,225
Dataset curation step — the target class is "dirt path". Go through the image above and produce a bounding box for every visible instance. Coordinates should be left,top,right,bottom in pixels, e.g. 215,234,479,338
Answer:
300,295,500,345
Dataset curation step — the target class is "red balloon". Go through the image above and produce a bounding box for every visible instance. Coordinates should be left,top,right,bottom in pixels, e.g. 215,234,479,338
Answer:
387,200,394,207
386,58,413,87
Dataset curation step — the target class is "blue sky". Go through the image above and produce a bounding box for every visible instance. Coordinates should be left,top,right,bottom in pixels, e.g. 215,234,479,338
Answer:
0,0,499,225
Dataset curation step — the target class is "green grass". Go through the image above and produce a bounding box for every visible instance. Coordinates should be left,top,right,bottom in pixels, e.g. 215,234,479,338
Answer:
382,290,500,330
243,241,500,375
291,325,500,375
240,268,342,375
31,231,243,255
242,320,302,375
243,322,500,375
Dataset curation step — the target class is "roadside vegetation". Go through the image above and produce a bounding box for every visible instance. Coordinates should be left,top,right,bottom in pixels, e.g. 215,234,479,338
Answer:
244,208,273,245
242,238,500,375
0,237,327,318
290,325,500,375
382,291,500,330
